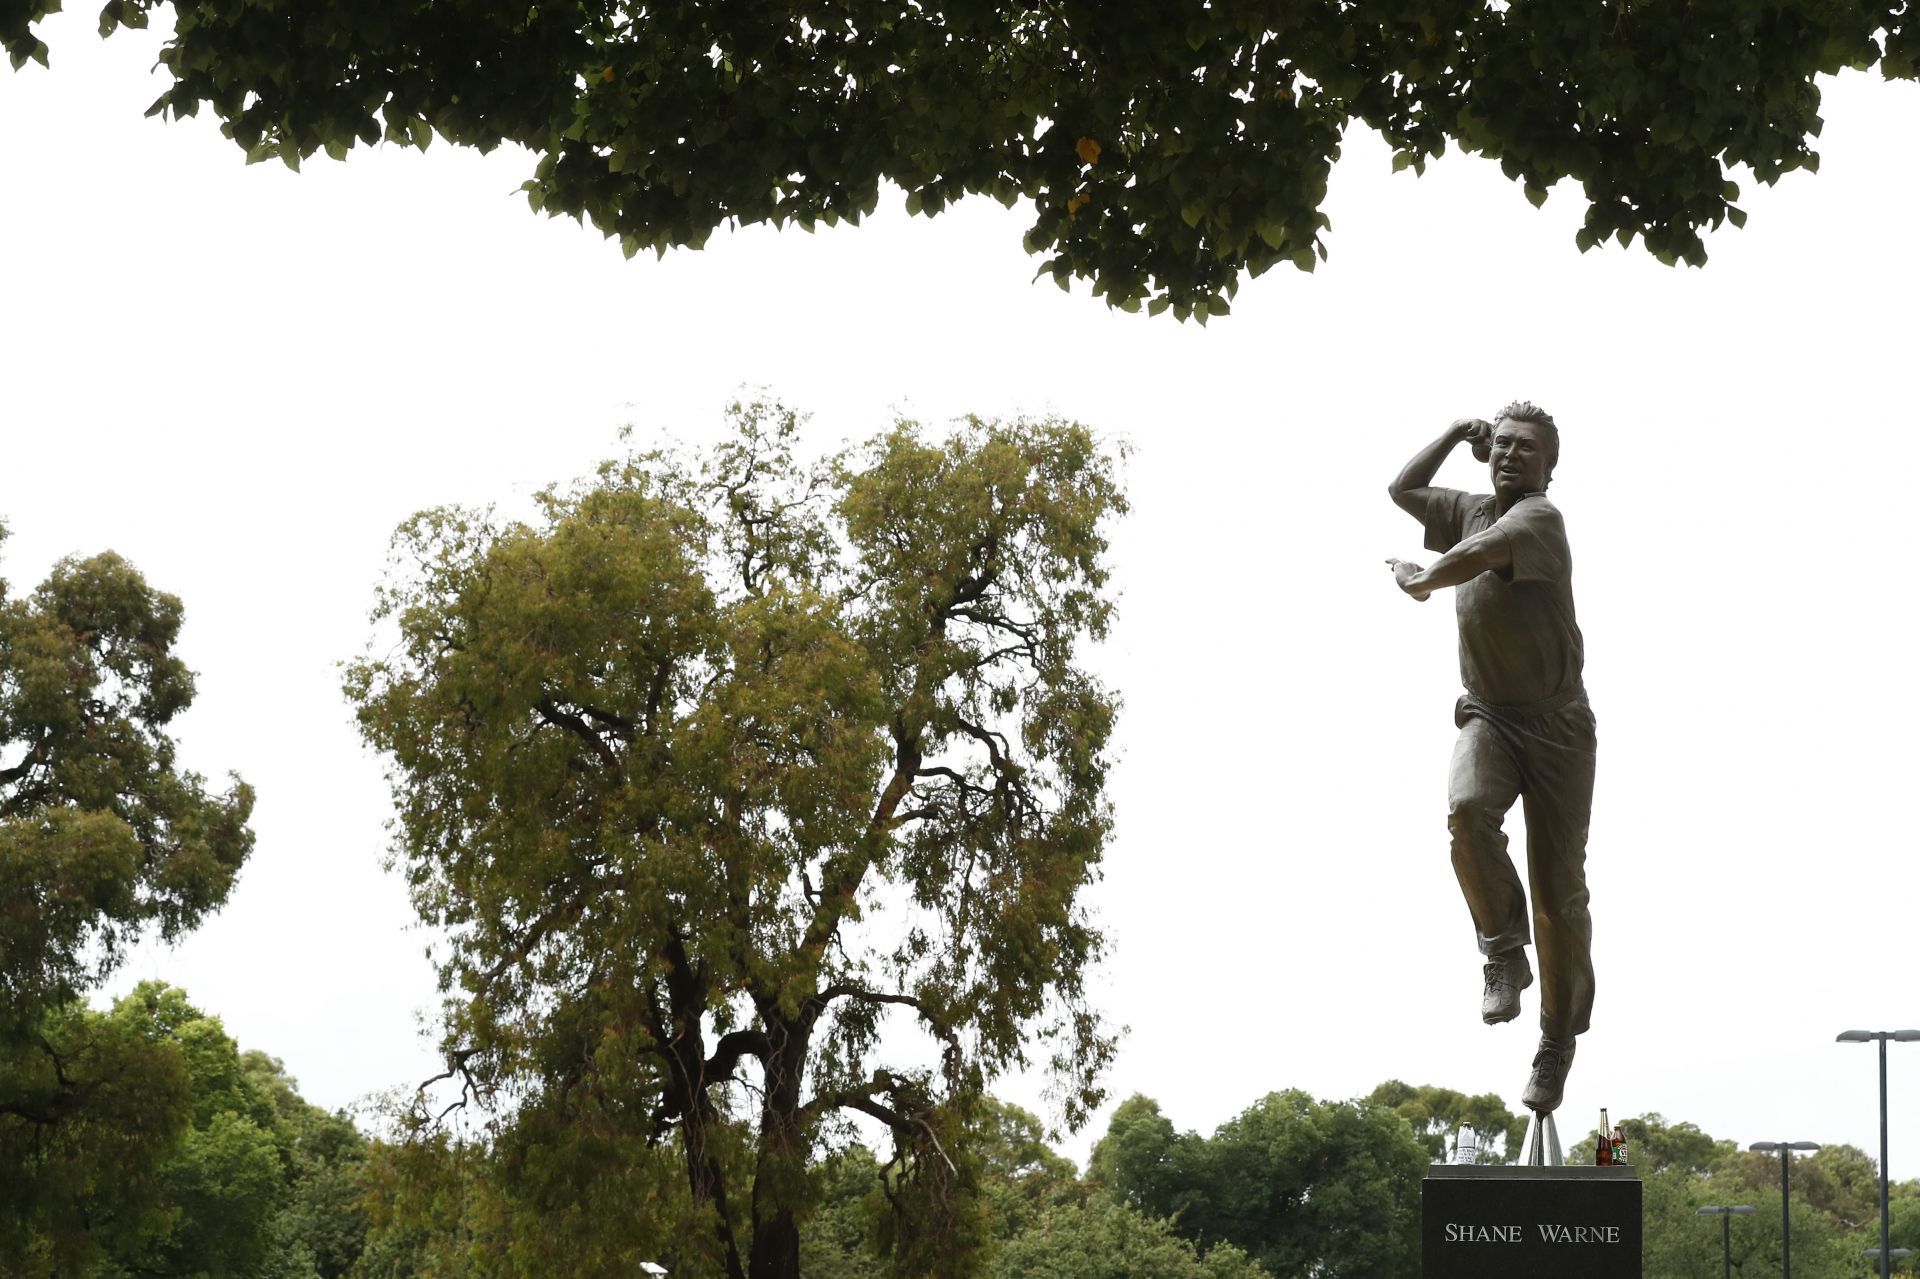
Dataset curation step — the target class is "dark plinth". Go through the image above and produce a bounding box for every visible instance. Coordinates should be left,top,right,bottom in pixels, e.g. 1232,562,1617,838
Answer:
1423,1164,1641,1279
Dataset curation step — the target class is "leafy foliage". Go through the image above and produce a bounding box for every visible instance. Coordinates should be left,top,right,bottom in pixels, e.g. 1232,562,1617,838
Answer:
0,533,255,1040
10,3,1920,318
1558,1113,1889,1279
0,530,254,1274
344,400,1126,1279
0,984,372,1279
1366,1079,1523,1164
1090,1089,1428,1279
0,989,193,1276
990,1198,1267,1279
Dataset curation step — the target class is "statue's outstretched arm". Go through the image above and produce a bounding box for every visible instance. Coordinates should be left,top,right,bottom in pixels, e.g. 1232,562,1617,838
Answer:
1387,527,1514,601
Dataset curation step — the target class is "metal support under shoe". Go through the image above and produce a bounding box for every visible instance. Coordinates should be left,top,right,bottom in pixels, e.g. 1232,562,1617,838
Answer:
1521,1110,1563,1166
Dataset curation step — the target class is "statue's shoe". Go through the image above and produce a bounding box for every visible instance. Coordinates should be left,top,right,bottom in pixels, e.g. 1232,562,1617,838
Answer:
1481,948,1533,1025
1522,1036,1577,1113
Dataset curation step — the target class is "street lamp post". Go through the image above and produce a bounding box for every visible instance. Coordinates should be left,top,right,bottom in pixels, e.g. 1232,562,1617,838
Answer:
1749,1140,1822,1279
1862,1248,1911,1274
1699,1205,1756,1279
1837,1029,1920,1279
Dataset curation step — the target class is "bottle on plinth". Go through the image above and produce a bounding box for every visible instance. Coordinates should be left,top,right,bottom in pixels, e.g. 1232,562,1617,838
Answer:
1595,1109,1614,1166
1610,1124,1629,1166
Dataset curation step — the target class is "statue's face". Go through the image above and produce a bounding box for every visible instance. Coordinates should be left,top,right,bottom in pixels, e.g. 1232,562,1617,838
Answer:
1489,419,1552,497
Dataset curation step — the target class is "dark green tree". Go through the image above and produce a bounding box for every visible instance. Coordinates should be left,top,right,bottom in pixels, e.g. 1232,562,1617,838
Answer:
1085,1094,1208,1227
1091,1090,1427,1279
2,984,369,1279
970,1097,1082,1242
990,1199,1266,1279
1801,1142,1884,1231
9,3,1920,318
0,992,193,1276
1559,1113,1867,1279
1366,1080,1523,1164
802,1100,1083,1279
0,537,254,1039
1565,1113,1732,1174
344,400,1126,1279
243,1051,375,1279
798,1145,889,1279
0,532,254,1272
94,986,289,1279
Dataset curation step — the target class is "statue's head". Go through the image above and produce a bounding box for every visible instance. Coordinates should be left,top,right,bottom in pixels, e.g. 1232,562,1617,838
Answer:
1490,400,1558,496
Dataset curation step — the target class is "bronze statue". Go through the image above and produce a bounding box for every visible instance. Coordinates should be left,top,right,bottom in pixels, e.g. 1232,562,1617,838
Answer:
1386,403,1595,1115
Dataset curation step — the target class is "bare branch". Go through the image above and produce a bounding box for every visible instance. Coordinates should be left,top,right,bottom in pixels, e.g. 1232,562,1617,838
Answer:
535,697,620,768
477,887,590,990
704,1029,772,1078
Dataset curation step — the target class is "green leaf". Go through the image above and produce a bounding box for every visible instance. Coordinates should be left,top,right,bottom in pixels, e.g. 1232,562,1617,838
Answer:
1523,182,1547,209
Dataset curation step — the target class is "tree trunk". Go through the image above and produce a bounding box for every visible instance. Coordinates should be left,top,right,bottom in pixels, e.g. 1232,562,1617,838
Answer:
747,1018,811,1279
683,1092,749,1279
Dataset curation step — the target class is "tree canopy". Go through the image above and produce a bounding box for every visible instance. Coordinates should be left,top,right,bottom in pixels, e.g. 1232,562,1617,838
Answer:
0,531,255,1271
1089,1089,1429,1278
0,533,254,1039
6,1,1916,319
344,401,1125,1279
1366,1079,1523,1164
1,983,372,1279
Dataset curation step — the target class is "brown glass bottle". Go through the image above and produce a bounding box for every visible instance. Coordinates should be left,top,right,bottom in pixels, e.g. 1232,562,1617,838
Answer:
1595,1109,1614,1166
1611,1124,1628,1165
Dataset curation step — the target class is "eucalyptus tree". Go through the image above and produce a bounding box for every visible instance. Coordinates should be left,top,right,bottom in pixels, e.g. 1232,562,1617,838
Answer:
345,401,1126,1279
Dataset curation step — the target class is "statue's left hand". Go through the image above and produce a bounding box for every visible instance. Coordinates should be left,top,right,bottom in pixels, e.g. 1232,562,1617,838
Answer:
1386,558,1431,602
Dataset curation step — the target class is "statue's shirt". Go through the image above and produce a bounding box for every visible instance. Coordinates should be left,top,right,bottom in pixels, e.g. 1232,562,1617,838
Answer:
1423,489,1585,711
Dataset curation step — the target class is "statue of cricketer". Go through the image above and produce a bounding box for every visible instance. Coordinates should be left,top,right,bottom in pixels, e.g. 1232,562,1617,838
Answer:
1386,401,1595,1114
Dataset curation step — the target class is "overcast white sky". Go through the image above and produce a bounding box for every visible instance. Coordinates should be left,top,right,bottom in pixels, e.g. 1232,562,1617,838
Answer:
6,9,1920,1171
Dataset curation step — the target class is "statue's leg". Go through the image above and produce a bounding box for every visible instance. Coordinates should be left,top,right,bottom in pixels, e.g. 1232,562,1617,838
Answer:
1446,707,1527,957
1520,703,1598,1043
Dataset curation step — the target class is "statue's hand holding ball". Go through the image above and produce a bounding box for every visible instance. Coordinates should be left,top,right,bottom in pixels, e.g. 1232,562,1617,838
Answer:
1453,417,1495,463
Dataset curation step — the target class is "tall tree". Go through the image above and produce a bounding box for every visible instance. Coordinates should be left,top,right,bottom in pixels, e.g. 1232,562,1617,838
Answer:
0,531,254,1270
8,3,1918,318
344,401,1126,1279
0,536,254,1038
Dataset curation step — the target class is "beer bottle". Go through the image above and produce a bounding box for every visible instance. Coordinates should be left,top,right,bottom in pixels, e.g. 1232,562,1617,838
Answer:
1611,1124,1629,1166
1595,1109,1613,1166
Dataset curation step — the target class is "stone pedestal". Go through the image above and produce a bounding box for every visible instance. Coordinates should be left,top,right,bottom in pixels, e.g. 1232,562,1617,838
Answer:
1422,1163,1641,1279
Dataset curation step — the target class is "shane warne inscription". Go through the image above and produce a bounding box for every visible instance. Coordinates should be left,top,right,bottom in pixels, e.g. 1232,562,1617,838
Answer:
1423,1164,1641,1279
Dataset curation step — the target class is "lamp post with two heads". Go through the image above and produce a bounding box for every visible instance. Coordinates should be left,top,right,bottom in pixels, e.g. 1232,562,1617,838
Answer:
1748,1140,1821,1279
1837,1029,1920,1279
1698,1205,1755,1279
